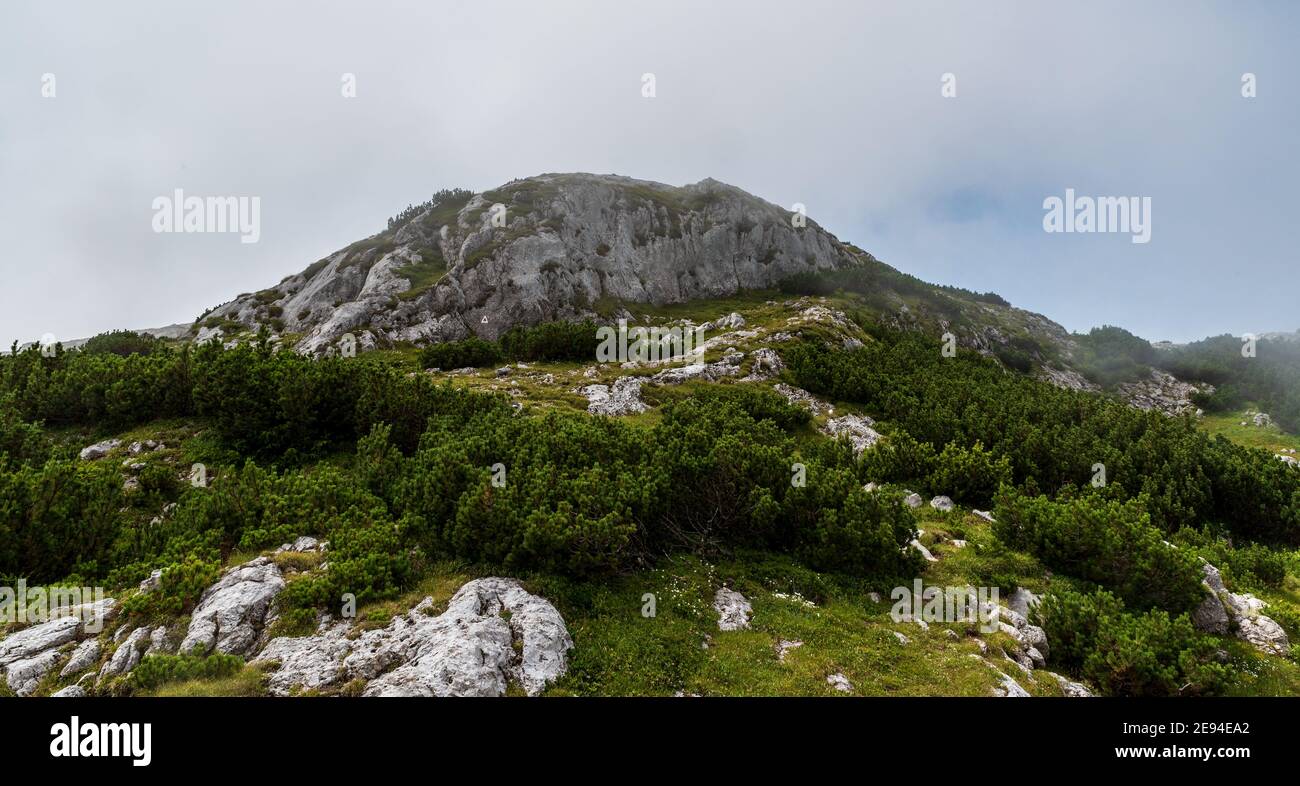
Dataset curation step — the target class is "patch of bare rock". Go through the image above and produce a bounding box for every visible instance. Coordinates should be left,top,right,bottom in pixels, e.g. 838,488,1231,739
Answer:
821,414,881,457
0,599,118,695
713,588,753,631
1193,560,1290,656
252,577,572,697
179,556,285,656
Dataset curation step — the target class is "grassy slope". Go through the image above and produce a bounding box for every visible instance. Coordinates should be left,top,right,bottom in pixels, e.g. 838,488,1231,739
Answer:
1199,408,1300,454
25,295,1300,698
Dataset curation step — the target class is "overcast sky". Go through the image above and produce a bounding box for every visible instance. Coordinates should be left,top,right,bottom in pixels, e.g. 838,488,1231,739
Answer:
2,0,1296,345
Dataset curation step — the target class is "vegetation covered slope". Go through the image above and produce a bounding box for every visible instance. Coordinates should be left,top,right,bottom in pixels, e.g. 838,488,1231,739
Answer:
3,280,1299,697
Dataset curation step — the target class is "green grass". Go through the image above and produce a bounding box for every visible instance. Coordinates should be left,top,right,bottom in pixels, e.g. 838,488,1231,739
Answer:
143,665,271,697
533,553,1026,697
395,252,448,301
1199,408,1300,453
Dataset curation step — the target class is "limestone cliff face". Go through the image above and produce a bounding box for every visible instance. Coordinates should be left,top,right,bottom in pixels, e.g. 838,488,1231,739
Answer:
194,173,866,354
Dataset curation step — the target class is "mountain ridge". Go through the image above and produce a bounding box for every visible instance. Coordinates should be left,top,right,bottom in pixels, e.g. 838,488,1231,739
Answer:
188,174,1083,363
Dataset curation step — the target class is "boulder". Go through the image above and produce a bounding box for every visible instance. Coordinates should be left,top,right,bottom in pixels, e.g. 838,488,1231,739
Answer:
79,439,121,461
5,649,65,696
704,312,746,331
1008,588,1041,619
145,626,171,656
714,588,752,631
59,639,101,678
822,415,881,457
1195,561,1290,655
0,616,81,668
253,577,572,697
1192,587,1231,635
826,672,853,692
0,597,115,693
99,626,151,680
180,557,285,656
651,361,741,385
51,685,86,698
742,348,785,381
1235,615,1290,657
929,495,954,512
138,569,163,594
275,536,325,554
255,622,355,696
580,376,649,416
910,537,938,563
902,492,923,509
1050,672,1094,697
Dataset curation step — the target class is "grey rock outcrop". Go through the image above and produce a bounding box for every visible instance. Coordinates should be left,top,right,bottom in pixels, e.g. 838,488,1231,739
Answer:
1008,588,1041,619
826,672,853,692
1195,561,1290,656
985,600,1051,667
714,588,753,631
773,383,828,415
992,670,1031,697
910,535,938,563
651,359,742,385
59,639,101,678
775,639,803,661
198,174,863,356
275,536,325,554
580,376,649,415
1050,672,1094,697
99,626,150,681
929,495,954,512
0,599,118,695
180,557,285,656
1036,366,1102,394
145,626,171,656
79,439,121,461
253,577,572,697
5,649,65,696
742,348,785,381
1116,370,1210,417
822,414,881,457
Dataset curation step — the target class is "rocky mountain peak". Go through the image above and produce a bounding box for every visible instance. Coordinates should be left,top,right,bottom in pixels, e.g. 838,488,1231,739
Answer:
192,173,865,355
